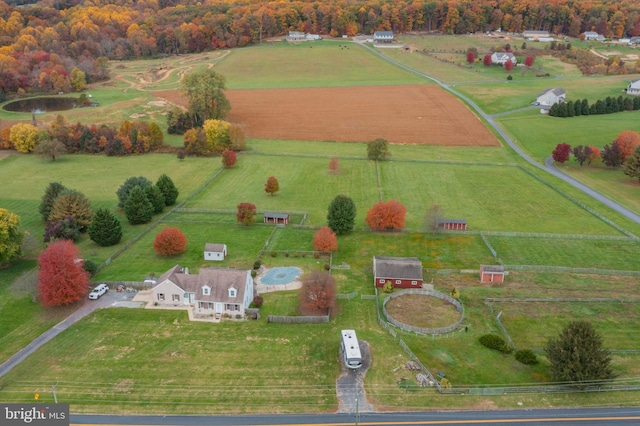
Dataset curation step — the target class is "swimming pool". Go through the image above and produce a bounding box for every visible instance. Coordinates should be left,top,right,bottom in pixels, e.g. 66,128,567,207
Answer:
260,267,303,285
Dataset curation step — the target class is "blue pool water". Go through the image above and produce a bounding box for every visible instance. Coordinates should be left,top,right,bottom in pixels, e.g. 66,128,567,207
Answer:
260,267,303,285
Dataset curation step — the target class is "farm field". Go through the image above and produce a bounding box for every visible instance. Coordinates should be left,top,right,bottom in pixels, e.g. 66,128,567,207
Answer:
3,34,640,414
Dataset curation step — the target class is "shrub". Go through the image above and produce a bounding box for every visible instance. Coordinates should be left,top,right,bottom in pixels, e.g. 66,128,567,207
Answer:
313,251,320,259
284,252,289,257
252,295,264,308
515,349,539,365
253,260,261,269
235,314,242,320
153,227,188,256
382,281,394,293
82,259,98,277
479,334,512,354
270,251,277,257
324,263,330,271
251,270,257,278
293,252,299,258
301,253,306,258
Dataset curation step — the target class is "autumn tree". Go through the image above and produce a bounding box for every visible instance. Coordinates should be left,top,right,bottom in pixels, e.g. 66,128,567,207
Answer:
615,130,640,161
623,146,640,182
236,202,257,226
124,185,154,224
572,145,592,166
117,176,152,208
545,321,614,386
299,270,336,316
466,50,475,64
10,123,38,153
228,125,246,151
39,182,67,222
48,189,93,231
327,195,356,235
88,208,122,246
366,200,406,231
203,119,232,154
552,143,571,163
587,145,601,164
0,208,25,266
504,58,514,71
44,215,80,242
367,138,390,160
313,226,338,253
264,176,279,196
601,142,623,168
483,54,492,66
222,149,237,167
524,55,535,67
38,240,89,307
153,227,188,256
426,204,444,231
70,67,87,92
181,69,230,126
328,157,339,174
156,174,179,206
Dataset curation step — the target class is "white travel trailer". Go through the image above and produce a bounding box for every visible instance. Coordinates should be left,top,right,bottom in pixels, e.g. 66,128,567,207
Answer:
340,329,362,369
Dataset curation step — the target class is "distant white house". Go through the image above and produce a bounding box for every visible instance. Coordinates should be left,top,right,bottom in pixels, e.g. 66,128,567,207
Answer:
629,36,640,45
537,88,566,106
627,79,640,96
373,31,394,43
584,31,604,41
204,243,227,261
287,31,306,41
306,33,322,41
522,30,549,39
491,52,517,65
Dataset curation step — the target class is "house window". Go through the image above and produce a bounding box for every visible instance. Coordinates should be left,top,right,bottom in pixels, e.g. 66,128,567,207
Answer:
395,280,401,284
172,294,180,302
202,286,210,296
379,279,385,284
157,293,165,301
229,288,237,298
226,304,231,311
234,304,239,311
411,281,418,285
199,302,204,309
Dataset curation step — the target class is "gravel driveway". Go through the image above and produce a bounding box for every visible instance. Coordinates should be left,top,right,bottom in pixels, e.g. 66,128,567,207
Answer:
336,340,374,413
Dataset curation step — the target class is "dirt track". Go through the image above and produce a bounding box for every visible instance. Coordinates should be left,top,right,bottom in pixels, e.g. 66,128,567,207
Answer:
154,84,500,146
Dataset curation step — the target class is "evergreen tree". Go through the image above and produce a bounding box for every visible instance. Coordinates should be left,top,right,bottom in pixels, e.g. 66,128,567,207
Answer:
581,99,590,116
545,321,614,386
574,99,582,116
623,146,640,182
557,102,568,117
156,174,179,206
327,195,357,235
117,176,152,208
367,138,390,160
566,100,575,117
39,182,67,222
633,97,640,110
548,103,559,116
88,208,123,246
124,186,154,225
145,185,165,214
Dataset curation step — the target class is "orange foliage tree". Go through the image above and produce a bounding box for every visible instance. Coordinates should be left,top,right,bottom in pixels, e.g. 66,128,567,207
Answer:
264,176,279,195
365,200,406,231
328,157,339,174
38,240,89,306
615,131,640,161
588,145,601,164
236,202,257,226
153,227,188,256
299,270,336,316
313,226,338,253
221,149,237,167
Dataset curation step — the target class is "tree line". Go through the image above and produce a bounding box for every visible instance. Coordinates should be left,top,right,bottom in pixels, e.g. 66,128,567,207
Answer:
2,0,640,96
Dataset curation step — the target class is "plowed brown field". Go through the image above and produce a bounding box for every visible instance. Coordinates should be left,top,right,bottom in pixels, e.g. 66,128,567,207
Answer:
154,85,499,146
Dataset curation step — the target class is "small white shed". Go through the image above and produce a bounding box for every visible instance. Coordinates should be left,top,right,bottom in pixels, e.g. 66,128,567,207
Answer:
204,243,227,261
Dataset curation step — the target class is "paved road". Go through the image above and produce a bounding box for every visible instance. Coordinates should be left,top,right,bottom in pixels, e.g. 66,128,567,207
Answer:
0,289,140,379
70,407,640,425
360,42,640,227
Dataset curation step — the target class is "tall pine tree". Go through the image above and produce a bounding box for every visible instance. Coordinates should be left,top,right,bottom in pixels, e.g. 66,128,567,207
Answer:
124,186,154,225
156,174,179,206
88,208,123,246
39,182,67,222
327,195,356,235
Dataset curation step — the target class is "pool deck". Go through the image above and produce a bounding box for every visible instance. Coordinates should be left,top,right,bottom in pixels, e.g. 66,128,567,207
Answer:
255,266,303,294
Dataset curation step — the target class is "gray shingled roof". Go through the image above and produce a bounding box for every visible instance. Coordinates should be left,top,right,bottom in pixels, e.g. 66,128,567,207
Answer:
204,243,226,252
373,256,423,280
264,212,289,219
155,265,249,303
481,265,504,273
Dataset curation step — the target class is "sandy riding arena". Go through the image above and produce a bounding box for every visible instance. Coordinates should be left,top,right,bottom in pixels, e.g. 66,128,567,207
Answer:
155,84,499,146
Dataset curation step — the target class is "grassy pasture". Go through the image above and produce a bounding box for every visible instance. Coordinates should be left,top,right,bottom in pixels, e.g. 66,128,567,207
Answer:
487,236,640,270
216,42,425,89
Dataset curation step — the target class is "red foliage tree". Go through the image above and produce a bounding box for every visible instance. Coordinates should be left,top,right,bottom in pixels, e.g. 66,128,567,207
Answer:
313,226,338,253
504,59,514,71
483,54,492,66
588,145,601,164
328,156,339,174
365,200,406,231
221,149,237,167
615,130,640,161
236,202,257,225
299,270,336,316
38,240,89,307
552,143,572,163
264,176,279,195
466,51,475,64
153,227,188,256
525,55,535,67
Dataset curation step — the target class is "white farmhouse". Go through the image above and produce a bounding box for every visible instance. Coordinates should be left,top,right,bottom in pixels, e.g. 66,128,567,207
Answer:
490,52,517,65
536,88,566,106
627,79,640,96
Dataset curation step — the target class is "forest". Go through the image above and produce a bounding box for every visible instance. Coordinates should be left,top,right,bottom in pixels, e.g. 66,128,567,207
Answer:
1,0,640,96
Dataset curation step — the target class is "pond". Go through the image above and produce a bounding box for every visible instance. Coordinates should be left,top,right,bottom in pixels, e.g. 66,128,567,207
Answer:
2,96,95,113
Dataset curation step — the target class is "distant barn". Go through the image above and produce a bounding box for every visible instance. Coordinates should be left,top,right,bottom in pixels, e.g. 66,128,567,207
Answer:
263,212,289,225
437,219,467,230
373,256,423,289
480,265,505,283
373,31,394,43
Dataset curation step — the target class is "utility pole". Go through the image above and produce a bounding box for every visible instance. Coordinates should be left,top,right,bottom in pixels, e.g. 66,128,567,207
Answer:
355,396,359,425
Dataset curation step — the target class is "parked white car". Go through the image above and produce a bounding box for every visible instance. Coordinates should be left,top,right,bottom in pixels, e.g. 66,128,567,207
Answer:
88,283,109,300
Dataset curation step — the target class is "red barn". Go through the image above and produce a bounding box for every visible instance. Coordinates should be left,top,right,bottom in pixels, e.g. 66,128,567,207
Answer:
373,256,423,288
263,212,289,225
437,218,467,230
480,265,505,283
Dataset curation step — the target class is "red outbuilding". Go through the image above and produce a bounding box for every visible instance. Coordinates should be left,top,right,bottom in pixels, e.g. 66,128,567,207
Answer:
373,256,423,288
480,265,505,283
